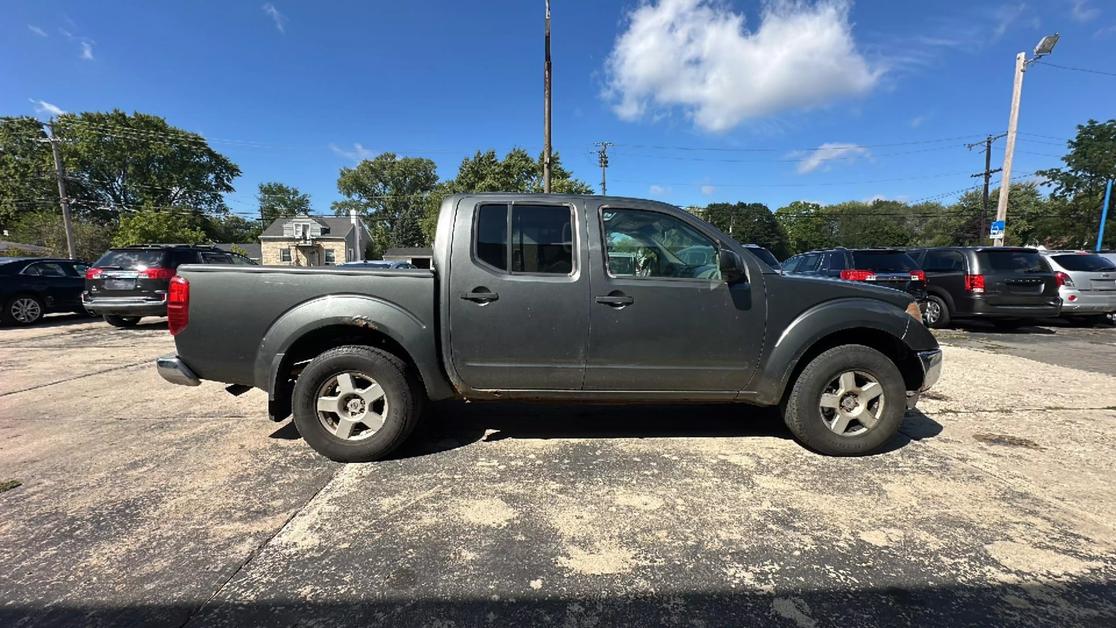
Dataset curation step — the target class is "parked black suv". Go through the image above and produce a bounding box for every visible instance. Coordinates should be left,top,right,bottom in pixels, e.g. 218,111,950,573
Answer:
84,244,255,327
1,257,92,325
782,248,926,301
907,247,1061,328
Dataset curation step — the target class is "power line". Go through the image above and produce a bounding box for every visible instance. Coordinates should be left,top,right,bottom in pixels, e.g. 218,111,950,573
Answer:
607,133,990,154
1034,61,1116,78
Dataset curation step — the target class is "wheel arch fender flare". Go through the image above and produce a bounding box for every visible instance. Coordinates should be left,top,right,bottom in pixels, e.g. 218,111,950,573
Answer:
750,298,913,405
253,294,454,401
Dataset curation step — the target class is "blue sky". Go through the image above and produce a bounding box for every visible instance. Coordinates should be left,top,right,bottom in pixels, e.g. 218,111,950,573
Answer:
4,0,1115,219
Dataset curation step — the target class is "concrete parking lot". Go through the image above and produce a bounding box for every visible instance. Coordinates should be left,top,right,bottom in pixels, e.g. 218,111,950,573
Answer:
1,315,1115,627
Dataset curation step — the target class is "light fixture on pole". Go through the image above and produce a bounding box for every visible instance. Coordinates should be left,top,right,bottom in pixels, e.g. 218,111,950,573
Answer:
992,32,1059,246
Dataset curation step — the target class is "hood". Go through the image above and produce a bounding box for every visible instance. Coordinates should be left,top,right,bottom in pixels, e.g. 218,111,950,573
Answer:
774,273,914,308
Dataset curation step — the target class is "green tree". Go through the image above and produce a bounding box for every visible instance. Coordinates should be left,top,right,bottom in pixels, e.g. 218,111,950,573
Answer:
1037,119,1116,248
699,202,789,258
112,205,208,246
774,201,835,254
50,110,240,220
0,117,55,231
257,181,310,224
206,213,261,243
9,211,115,261
332,152,439,250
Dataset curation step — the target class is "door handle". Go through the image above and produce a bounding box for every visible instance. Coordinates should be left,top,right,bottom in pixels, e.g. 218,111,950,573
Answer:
595,294,634,307
461,290,499,303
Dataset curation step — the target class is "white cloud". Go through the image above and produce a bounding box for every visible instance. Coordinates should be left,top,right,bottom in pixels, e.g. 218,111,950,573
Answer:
910,114,927,128
262,3,287,33
79,40,94,60
330,142,375,161
700,184,716,196
604,0,881,133
28,25,48,37
649,184,671,195
1071,0,1100,22
29,98,66,117
795,143,870,174
991,3,1027,39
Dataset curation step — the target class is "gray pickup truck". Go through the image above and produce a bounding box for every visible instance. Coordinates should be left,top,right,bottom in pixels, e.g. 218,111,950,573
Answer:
158,194,941,461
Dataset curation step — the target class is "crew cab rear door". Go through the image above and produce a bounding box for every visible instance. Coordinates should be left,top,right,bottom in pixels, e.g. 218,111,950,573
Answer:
447,198,589,391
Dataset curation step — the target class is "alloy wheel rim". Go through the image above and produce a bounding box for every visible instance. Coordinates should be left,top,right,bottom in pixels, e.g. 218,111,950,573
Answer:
12,298,41,323
925,301,941,325
315,371,388,441
818,370,885,437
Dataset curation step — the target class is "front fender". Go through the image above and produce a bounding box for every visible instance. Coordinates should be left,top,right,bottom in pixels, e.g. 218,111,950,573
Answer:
747,297,912,405
253,294,454,401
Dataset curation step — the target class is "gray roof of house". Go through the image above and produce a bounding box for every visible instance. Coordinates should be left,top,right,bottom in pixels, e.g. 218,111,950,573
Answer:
213,243,262,259
383,247,434,257
0,240,50,254
259,215,360,239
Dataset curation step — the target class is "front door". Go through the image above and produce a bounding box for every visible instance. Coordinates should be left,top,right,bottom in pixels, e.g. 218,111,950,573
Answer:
447,199,590,391
585,204,763,392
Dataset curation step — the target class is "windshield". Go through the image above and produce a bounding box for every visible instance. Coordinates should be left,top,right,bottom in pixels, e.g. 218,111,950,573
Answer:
93,249,167,269
1051,254,1116,272
746,246,780,268
851,251,917,272
978,250,1049,273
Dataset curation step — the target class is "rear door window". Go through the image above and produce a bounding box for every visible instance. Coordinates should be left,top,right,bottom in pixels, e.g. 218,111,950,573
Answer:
923,250,965,272
1051,254,1116,272
22,262,68,277
851,251,917,272
978,250,1049,273
200,251,234,264
94,249,167,269
512,205,574,274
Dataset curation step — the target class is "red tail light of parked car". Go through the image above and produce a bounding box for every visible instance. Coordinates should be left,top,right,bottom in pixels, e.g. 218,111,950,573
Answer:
139,267,176,280
1054,271,1074,287
85,267,103,279
840,269,876,281
167,275,189,336
964,273,985,293
910,270,926,282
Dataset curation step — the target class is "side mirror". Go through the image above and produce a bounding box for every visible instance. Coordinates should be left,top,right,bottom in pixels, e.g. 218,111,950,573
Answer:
719,249,747,284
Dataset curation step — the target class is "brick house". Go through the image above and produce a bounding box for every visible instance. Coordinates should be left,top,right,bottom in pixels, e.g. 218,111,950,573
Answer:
258,211,368,266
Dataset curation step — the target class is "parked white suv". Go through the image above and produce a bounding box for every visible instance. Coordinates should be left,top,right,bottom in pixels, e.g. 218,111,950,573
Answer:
1040,250,1116,324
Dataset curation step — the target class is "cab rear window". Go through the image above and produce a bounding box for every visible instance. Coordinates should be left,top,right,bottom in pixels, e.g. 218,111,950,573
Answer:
93,249,167,269
978,250,1048,273
850,251,917,272
1052,254,1116,272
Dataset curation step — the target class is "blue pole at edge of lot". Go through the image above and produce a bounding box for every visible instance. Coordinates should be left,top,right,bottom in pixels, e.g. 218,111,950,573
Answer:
1097,179,1113,253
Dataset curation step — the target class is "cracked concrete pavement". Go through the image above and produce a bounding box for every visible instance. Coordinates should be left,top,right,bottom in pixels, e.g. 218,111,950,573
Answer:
0,315,1114,626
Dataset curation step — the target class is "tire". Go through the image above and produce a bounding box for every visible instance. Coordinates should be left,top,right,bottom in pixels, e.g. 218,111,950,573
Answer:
783,344,906,456
104,315,141,328
292,345,423,462
5,294,44,325
923,295,951,329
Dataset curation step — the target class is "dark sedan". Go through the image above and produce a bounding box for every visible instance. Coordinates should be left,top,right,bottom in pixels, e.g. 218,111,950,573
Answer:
0,257,92,325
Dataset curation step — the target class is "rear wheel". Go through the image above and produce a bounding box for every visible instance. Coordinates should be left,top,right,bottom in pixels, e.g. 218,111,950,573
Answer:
783,344,906,456
923,295,950,328
292,345,422,462
104,315,141,328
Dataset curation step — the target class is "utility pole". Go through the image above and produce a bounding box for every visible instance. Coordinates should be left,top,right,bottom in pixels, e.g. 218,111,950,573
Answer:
967,133,1004,244
596,141,611,195
994,33,1059,246
47,121,77,259
542,0,552,194
1097,180,1113,253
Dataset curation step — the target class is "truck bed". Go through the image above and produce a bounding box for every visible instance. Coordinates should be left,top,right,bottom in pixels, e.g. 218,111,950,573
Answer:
173,265,436,389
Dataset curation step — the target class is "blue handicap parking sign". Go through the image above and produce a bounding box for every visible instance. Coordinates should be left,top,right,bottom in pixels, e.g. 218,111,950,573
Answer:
989,220,1005,238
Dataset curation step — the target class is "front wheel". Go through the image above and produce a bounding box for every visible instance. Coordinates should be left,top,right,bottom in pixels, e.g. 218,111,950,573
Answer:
104,315,141,328
783,344,906,456
292,345,422,462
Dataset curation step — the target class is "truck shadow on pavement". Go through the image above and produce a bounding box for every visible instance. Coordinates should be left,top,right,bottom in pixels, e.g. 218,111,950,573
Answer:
383,402,943,460
3,580,1112,627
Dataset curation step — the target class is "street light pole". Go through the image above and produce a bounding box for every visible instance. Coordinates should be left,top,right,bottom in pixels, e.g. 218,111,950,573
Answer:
47,121,77,259
542,0,552,194
993,33,1059,246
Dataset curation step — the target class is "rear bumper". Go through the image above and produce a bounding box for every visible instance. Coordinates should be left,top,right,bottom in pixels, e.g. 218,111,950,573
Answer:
965,297,1061,319
156,354,200,386
83,293,167,317
1058,288,1116,314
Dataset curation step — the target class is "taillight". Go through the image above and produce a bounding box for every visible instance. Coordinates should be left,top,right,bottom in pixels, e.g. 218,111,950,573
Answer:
964,273,985,293
167,275,189,336
1055,271,1074,287
139,267,176,280
85,267,104,279
910,270,926,282
840,269,876,281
